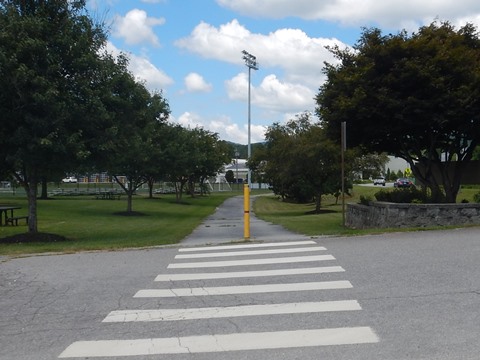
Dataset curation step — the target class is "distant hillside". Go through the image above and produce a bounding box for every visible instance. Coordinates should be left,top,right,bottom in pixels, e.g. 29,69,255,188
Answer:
225,141,265,159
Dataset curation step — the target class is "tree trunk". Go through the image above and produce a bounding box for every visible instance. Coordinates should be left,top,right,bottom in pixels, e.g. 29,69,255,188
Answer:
127,192,133,212
26,180,38,233
412,159,463,203
411,159,445,202
442,161,464,203
315,191,322,213
13,171,38,233
147,178,154,199
126,180,135,212
174,182,181,202
174,179,187,203
188,179,195,198
113,176,136,212
39,178,48,199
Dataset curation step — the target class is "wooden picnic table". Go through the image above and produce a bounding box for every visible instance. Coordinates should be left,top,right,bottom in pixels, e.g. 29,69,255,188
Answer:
0,205,22,226
95,191,122,200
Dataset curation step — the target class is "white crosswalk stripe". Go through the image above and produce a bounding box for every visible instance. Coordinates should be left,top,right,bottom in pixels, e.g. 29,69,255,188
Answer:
59,240,379,358
59,327,379,358
174,245,326,259
134,280,353,297
154,265,345,281
103,300,362,322
178,240,317,252
168,254,335,268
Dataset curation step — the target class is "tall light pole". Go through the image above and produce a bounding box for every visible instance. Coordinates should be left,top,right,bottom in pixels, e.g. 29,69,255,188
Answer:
242,50,258,240
242,50,258,188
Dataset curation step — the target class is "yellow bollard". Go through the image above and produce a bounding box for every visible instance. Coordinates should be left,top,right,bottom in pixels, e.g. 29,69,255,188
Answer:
243,184,250,240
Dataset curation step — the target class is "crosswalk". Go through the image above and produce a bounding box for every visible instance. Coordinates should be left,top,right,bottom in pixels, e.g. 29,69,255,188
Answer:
59,240,379,358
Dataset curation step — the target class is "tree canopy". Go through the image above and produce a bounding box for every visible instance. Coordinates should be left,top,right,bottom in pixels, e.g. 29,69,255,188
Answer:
0,0,111,231
159,124,230,202
0,0,232,235
316,21,480,202
253,113,343,213
92,54,170,212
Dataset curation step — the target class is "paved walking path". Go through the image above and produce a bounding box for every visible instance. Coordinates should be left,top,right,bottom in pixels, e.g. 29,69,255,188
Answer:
181,195,314,246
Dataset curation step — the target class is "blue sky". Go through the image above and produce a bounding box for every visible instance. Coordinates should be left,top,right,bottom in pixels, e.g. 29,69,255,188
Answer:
86,0,480,144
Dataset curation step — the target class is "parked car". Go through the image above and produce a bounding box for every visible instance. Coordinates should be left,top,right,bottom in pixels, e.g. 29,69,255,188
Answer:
394,178,414,188
373,177,386,186
62,176,78,183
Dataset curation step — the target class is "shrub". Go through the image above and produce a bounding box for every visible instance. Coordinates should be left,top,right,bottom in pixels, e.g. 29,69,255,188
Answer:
374,187,428,203
359,195,372,205
474,192,480,203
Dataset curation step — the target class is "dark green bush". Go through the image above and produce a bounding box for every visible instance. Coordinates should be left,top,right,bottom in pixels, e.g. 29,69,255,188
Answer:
359,195,372,205
474,192,480,203
375,187,428,203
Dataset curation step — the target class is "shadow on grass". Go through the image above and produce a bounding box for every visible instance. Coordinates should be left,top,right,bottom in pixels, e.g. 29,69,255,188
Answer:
0,232,68,244
304,209,337,215
113,211,148,216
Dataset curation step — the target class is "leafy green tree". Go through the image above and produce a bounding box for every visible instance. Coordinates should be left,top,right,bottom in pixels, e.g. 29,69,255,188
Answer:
317,21,480,202
160,125,230,201
0,0,108,232
472,146,480,161
160,125,194,203
144,119,172,199
184,128,228,196
225,170,235,184
98,65,170,212
258,112,343,212
351,151,389,179
247,142,268,185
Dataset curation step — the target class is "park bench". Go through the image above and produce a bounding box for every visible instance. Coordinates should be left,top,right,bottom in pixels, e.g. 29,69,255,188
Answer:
95,192,121,200
6,216,28,226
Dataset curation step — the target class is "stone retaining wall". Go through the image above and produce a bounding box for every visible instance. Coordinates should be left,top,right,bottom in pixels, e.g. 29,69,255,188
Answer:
346,202,480,229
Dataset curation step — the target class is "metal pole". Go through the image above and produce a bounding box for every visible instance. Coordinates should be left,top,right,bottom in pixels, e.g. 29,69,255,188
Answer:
242,50,258,240
243,184,250,239
242,50,258,188
235,150,239,191
247,66,252,188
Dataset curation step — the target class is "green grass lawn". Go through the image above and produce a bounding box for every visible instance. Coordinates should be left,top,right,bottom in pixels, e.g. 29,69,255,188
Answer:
0,192,237,255
253,185,480,237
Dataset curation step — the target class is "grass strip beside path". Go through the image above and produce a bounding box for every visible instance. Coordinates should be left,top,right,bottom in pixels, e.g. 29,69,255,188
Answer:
252,185,480,237
0,193,236,256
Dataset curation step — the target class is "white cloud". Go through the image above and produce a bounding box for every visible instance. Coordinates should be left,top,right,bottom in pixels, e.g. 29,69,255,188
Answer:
105,42,173,91
175,20,253,64
224,73,248,101
184,73,213,93
176,112,265,144
255,74,315,111
216,0,480,29
225,73,315,112
176,19,342,115
177,111,203,128
175,19,341,69
114,9,165,46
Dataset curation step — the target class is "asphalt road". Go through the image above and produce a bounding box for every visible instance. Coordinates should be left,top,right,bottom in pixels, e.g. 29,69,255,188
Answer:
1,197,480,359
